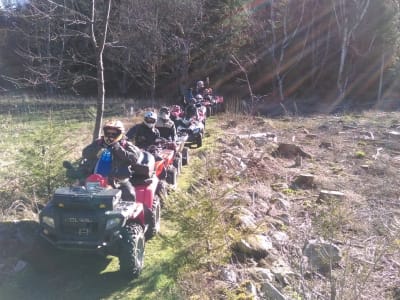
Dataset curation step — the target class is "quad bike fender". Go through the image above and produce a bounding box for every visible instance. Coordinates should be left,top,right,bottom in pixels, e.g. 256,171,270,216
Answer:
114,201,145,226
159,148,175,165
134,175,159,210
154,160,165,178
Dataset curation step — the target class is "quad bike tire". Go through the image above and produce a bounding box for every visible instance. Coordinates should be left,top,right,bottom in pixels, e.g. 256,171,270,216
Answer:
118,223,145,279
145,195,161,240
197,136,203,148
156,180,168,206
166,166,177,186
173,154,182,175
182,147,189,165
206,106,212,117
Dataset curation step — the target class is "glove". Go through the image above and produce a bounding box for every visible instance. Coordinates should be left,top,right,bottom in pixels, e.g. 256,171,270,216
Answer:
110,141,121,150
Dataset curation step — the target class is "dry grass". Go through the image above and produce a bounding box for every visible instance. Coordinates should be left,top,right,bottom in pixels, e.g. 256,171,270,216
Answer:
181,110,400,299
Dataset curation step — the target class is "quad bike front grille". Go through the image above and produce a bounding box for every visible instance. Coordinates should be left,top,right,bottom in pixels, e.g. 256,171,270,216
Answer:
61,212,101,238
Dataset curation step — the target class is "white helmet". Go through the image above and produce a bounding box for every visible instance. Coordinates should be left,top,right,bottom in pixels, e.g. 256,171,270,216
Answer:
159,106,170,121
196,80,204,88
195,94,203,101
144,111,157,128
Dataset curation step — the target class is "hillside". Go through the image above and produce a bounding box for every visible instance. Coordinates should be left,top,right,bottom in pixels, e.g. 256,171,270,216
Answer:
1,110,400,299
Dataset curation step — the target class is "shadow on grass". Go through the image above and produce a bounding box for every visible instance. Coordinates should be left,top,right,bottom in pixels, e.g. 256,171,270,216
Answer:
0,220,185,300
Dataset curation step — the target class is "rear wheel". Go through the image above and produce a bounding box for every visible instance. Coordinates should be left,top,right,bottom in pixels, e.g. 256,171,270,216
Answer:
206,106,212,117
118,223,145,279
146,196,161,240
182,147,189,165
156,180,168,206
166,166,177,186
173,154,182,175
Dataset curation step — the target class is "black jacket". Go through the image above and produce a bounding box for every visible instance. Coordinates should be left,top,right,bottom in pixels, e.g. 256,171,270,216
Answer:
126,123,160,149
155,119,176,141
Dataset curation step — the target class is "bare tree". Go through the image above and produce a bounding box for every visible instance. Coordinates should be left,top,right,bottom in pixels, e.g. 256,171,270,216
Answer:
332,0,370,100
90,0,112,140
270,0,306,102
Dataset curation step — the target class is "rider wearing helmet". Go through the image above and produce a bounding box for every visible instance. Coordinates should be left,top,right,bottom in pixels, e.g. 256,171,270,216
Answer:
156,107,176,141
79,119,140,201
126,111,161,149
195,80,205,96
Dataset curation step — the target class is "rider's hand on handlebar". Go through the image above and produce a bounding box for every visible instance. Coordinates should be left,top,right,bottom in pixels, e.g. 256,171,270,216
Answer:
155,137,166,143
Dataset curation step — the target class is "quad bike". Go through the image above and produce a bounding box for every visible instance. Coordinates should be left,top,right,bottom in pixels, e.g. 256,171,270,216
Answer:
151,141,178,187
176,117,205,148
170,104,184,125
214,95,225,113
38,152,162,279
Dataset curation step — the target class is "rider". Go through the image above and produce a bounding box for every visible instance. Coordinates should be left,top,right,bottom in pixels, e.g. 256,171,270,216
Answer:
79,120,140,201
126,111,161,150
155,106,176,141
184,102,199,121
195,80,206,96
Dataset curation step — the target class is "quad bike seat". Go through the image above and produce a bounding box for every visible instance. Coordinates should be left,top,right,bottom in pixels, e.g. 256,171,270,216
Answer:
131,151,155,185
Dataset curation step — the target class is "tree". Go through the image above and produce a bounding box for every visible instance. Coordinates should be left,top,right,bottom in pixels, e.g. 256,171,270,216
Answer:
90,0,112,140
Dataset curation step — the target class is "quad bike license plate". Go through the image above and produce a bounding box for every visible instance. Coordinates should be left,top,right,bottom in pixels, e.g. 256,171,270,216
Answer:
78,227,90,236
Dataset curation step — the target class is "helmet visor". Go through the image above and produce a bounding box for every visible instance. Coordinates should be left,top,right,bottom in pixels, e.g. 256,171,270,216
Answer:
104,130,120,138
144,117,156,124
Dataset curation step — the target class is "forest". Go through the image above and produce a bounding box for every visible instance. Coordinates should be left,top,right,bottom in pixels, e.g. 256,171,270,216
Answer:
0,0,400,108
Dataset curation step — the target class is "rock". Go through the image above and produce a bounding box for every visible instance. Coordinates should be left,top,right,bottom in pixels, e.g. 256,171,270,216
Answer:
235,234,274,259
271,258,296,286
359,130,374,140
219,267,238,283
319,141,333,149
243,280,258,298
273,143,312,159
318,190,345,203
271,198,291,212
232,207,257,230
388,130,400,138
305,134,318,139
247,267,275,282
293,174,315,189
271,231,289,248
259,281,288,300
393,287,400,300
303,239,341,275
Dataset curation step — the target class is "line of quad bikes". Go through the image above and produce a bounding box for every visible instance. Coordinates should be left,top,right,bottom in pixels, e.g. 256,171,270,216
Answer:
38,95,225,278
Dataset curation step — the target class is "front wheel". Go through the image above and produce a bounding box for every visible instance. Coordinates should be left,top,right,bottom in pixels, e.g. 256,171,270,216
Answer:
118,223,145,279
197,136,203,148
182,147,189,165
146,196,161,240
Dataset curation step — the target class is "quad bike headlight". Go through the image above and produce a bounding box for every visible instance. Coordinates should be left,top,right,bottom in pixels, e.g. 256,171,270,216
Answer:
42,216,55,228
105,217,122,230
193,128,200,134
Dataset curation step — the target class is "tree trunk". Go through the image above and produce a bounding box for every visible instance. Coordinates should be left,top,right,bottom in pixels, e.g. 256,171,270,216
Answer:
92,0,112,141
377,52,385,103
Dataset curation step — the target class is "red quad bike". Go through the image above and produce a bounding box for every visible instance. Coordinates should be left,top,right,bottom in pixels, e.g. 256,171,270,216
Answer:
38,153,162,279
170,104,184,125
213,95,225,113
151,139,181,187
